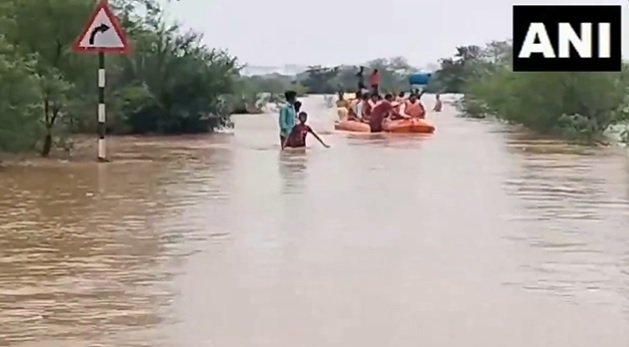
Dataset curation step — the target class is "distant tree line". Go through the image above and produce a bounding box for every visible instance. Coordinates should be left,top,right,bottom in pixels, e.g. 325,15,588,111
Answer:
248,43,629,143
239,56,437,97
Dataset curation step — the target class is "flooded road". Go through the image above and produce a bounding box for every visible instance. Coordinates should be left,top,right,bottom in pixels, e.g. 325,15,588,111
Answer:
1,95,629,346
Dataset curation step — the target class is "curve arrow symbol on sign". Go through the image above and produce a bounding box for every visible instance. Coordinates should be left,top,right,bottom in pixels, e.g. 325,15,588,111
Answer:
89,23,110,45
72,0,130,54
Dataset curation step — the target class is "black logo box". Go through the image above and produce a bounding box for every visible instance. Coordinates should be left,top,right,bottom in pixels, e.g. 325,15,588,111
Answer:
512,5,621,72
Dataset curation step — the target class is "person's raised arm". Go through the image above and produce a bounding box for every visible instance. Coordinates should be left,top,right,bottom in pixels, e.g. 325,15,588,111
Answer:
309,127,330,148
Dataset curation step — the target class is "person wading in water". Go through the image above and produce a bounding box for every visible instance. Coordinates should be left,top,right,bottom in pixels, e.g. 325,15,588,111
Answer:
283,112,330,149
433,94,443,112
278,91,297,147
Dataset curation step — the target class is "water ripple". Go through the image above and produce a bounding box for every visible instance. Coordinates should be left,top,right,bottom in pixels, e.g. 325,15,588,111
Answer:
2,96,629,346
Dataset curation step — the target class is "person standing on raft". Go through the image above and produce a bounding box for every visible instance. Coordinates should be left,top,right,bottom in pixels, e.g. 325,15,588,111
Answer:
283,112,330,149
356,66,366,91
279,90,297,146
398,92,426,119
368,69,380,94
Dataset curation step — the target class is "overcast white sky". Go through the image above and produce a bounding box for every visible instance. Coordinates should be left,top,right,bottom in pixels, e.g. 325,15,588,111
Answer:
166,0,629,66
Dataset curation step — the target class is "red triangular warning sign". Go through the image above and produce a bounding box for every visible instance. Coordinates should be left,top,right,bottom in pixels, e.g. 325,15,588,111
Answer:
73,0,130,54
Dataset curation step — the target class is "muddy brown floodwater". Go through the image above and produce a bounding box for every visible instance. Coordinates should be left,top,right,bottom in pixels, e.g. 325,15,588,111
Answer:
1,95,629,346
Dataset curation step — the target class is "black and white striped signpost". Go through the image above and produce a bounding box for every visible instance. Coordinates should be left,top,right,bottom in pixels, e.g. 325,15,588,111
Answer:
72,0,130,162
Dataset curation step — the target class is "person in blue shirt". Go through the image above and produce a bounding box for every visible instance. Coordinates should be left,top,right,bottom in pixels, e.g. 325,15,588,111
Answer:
279,90,297,148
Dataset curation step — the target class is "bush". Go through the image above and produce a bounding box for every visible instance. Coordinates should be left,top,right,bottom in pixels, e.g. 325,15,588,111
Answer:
0,37,43,152
435,41,629,142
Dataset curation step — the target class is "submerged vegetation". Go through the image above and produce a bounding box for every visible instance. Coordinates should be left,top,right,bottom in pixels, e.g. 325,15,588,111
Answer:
1,0,628,158
0,0,256,155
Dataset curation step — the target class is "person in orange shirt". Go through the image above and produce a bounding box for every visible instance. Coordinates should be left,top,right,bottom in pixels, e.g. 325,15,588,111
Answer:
368,69,380,94
398,92,426,119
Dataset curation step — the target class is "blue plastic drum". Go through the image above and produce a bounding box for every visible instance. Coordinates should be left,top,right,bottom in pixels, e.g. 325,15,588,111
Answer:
408,73,432,85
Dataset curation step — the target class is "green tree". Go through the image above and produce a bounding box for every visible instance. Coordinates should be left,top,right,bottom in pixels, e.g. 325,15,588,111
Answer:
428,45,483,93
301,66,340,94
113,21,240,133
1,0,95,156
0,37,43,152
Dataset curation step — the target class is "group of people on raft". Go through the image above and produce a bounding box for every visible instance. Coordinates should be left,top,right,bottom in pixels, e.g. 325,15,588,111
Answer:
336,88,442,133
277,66,443,148
339,66,443,132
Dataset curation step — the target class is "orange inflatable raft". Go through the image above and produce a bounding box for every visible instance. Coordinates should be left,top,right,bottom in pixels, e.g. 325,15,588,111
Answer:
334,120,370,132
383,118,435,134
